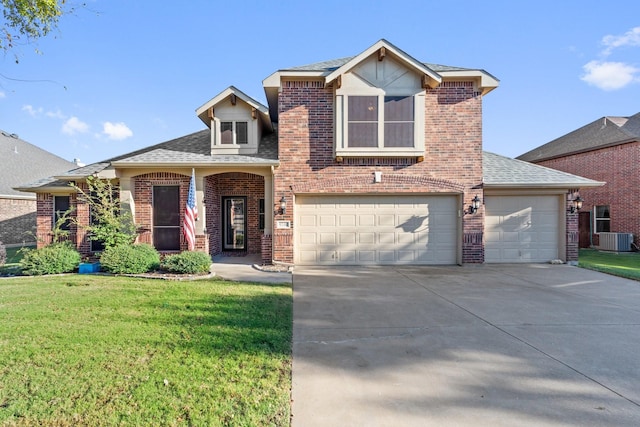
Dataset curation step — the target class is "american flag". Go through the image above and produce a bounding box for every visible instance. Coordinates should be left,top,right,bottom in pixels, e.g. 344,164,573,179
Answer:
183,169,198,251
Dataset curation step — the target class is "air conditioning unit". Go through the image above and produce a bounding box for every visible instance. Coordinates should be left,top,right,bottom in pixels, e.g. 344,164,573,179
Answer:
598,232,634,252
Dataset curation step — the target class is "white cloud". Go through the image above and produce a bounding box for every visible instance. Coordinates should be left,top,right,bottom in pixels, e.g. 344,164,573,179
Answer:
602,26,640,56
102,122,133,140
62,116,90,135
45,109,66,119
22,104,43,117
0,91,5,99
581,60,640,91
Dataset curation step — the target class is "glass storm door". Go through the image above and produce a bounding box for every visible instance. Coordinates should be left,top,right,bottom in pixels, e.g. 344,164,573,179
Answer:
223,197,246,250
153,186,181,251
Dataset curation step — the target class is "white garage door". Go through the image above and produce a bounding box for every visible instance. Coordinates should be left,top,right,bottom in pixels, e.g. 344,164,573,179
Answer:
485,195,560,263
295,195,457,265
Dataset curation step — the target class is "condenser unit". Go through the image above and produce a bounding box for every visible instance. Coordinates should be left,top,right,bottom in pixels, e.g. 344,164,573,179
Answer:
598,232,634,252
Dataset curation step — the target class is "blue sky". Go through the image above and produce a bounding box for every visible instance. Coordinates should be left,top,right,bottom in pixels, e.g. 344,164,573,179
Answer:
2,0,639,165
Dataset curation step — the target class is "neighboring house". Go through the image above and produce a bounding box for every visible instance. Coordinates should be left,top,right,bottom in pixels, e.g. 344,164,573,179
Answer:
518,113,639,249
16,40,601,265
0,131,76,246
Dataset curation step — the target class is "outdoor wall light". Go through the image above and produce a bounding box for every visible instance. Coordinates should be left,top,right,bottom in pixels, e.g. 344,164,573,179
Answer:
464,194,482,215
278,196,287,215
568,195,583,213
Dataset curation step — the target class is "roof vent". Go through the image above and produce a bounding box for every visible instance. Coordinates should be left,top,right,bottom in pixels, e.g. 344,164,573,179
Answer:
10,133,18,138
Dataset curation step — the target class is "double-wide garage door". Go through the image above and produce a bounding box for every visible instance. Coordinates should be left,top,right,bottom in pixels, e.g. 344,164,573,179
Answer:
485,195,560,263
295,195,457,265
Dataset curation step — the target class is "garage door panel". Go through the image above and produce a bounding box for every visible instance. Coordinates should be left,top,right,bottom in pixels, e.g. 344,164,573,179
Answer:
398,233,415,244
338,233,355,244
319,233,336,244
299,232,317,245
378,232,395,244
339,215,356,226
359,233,375,244
319,215,336,226
299,215,317,227
358,215,375,226
296,195,457,265
485,195,560,263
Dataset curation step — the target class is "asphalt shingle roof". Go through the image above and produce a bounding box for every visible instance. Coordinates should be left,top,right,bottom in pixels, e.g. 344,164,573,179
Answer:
17,129,280,191
284,56,480,75
112,130,278,165
483,151,602,187
517,112,640,162
1,131,76,197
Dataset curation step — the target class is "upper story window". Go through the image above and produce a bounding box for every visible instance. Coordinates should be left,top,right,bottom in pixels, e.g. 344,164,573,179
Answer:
594,205,610,233
337,92,424,156
220,121,248,145
347,95,414,148
334,54,425,158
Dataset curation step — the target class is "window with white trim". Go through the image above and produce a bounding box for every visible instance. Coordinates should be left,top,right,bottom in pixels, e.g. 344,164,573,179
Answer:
336,92,425,156
220,121,248,145
594,205,610,233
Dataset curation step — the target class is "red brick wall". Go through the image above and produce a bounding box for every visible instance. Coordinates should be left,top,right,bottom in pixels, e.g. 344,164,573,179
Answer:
206,172,265,256
274,79,485,264
133,172,192,251
36,193,53,248
536,141,640,247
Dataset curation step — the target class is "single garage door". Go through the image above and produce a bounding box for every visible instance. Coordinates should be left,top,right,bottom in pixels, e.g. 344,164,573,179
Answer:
295,195,457,265
485,195,560,263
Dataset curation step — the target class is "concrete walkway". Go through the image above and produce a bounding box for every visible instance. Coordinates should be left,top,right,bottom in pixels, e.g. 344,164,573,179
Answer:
292,264,640,426
211,254,292,284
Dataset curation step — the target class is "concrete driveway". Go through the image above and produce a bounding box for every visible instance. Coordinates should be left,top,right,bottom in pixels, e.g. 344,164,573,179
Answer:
292,264,640,426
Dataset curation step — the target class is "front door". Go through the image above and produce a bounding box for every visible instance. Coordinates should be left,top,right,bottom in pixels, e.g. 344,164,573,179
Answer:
579,211,591,248
222,197,247,251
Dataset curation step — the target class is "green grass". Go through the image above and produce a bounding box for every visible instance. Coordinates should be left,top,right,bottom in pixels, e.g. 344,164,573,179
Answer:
579,248,640,281
0,245,34,275
0,275,292,426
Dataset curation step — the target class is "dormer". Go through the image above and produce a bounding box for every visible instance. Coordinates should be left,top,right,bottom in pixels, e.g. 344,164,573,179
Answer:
196,86,272,155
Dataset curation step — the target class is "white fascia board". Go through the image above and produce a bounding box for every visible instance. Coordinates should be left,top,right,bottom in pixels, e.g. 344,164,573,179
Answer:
196,86,269,117
1,193,36,200
110,161,280,168
438,70,500,94
262,71,327,89
323,39,442,87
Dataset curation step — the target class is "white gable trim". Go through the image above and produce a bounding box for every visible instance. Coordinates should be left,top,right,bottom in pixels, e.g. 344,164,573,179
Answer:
324,39,442,89
196,86,271,129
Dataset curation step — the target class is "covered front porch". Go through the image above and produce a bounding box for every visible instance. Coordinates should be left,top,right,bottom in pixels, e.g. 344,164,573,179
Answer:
118,166,275,264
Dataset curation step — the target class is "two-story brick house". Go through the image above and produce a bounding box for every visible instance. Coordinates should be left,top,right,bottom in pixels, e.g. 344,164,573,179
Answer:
16,40,602,265
518,112,640,250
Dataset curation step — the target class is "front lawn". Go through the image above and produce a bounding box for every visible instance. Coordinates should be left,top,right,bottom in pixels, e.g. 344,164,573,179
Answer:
0,245,33,276
579,248,640,281
0,275,292,425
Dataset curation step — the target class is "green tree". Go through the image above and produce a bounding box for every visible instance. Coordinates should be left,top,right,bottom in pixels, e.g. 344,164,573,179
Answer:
71,177,137,249
1,0,82,56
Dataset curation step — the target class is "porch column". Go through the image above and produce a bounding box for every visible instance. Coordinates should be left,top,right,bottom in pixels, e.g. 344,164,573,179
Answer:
196,174,206,235
119,176,135,221
264,173,273,235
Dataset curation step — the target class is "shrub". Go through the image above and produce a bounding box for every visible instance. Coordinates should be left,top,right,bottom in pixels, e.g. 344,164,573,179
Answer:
161,251,212,274
20,242,81,276
100,244,160,274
